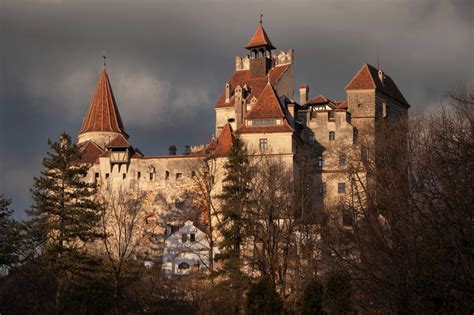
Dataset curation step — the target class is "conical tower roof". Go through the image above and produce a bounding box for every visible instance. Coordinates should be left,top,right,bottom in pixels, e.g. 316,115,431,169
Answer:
244,22,276,50
79,70,127,137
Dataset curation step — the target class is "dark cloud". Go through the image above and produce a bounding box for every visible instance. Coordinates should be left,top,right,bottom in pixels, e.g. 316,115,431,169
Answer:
1,0,472,215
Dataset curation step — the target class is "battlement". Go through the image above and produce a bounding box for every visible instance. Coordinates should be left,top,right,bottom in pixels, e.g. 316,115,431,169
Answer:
235,49,294,71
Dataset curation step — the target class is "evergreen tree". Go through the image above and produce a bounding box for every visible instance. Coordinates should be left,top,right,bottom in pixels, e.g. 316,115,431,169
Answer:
324,273,353,314
217,134,253,309
245,277,283,315
0,195,21,268
26,132,103,265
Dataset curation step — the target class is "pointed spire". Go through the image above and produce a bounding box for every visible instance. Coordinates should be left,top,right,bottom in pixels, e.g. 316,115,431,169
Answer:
215,123,233,157
78,68,128,143
244,16,276,50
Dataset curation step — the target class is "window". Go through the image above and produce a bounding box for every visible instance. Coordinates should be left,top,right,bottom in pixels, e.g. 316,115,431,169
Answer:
182,234,188,243
122,173,126,179
176,173,182,180
94,172,99,183
361,145,368,163
191,171,196,178
149,173,154,181
228,118,235,123
339,154,347,167
383,102,387,118
259,138,268,151
165,171,170,180
137,171,141,179
105,173,110,179
253,119,277,126
338,183,346,194
190,233,196,242
318,156,324,168
319,183,327,195
309,133,315,142
178,262,190,270
329,131,336,141
328,111,335,120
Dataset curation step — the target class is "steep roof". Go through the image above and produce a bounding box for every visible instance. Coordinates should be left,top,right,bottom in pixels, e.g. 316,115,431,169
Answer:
106,134,131,148
79,70,128,136
345,64,409,106
244,24,276,50
246,83,285,119
76,140,104,164
305,95,337,106
214,123,233,157
215,64,290,109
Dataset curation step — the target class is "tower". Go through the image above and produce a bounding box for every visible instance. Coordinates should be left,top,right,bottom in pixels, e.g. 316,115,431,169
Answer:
245,15,276,78
77,69,128,148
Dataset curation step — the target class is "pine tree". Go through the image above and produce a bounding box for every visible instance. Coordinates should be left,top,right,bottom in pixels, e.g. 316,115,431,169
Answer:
217,134,253,309
26,132,103,265
246,277,284,315
0,195,21,267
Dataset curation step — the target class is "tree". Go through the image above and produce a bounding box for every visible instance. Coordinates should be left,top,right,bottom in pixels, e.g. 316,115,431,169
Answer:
217,134,253,311
299,279,325,315
324,273,353,314
26,132,103,265
0,195,21,269
245,277,283,315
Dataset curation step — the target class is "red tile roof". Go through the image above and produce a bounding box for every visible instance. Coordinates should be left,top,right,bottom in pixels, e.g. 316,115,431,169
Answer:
246,83,285,119
106,134,131,148
244,24,276,50
79,70,128,136
238,120,293,134
214,123,233,157
76,140,104,164
215,65,290,109
306,95,332,106
345,64,409,106
336,100,348,109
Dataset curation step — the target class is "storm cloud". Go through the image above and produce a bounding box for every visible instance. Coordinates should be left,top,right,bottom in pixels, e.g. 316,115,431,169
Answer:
1,0,472,215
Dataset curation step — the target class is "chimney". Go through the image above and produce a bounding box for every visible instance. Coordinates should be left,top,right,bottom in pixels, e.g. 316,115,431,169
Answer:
299,84,309,105
168,145,177,156
288,103,295,118
225,83,231,103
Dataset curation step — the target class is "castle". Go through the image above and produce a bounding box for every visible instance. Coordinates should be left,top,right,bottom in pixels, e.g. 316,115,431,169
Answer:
75,19,410,272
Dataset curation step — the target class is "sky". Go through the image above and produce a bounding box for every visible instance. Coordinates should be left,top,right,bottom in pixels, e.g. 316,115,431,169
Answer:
1,0,473,217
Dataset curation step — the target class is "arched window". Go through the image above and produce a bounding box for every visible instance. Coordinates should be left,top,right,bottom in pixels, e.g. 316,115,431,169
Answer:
318,156,324,168
165,170,169,180
178,262,190,270
329,131,336,141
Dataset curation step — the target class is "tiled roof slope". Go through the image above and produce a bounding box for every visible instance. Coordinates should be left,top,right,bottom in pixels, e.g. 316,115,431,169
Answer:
106,134,131,148
246,83,285,119
76,140,104,164
214,123,233,157
79,70,128,135
345,64,409,106
244,24,276,50
215,64,290,109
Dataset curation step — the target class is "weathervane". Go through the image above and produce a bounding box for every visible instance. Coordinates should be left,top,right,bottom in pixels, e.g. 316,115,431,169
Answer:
259,9,263,25
102,50,107,70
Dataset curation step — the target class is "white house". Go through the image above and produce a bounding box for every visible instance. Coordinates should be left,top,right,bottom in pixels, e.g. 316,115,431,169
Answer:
162,220,218,276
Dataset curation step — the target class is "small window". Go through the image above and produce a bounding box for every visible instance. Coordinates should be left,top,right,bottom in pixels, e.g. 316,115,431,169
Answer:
137,171,141,179
228,118,235,123
259,138,268,151
318,156,324,168
319,183,327,195
383,102,387,118
165,171,170,180
178,262,190,270
182,234,188,243
149,173,154,181
338,183,346,194
211,175,215,185
122,173,126,179
191,171,196,178
339,154,347,167
95,172,100,179
105,173,110,179
329,131,336,141
176,173,182,180
309,133,315,142
190,234,196,242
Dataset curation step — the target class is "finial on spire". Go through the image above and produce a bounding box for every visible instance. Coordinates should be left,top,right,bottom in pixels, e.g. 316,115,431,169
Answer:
102,50,107,70
259,9,263,25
